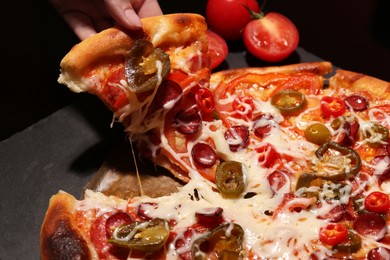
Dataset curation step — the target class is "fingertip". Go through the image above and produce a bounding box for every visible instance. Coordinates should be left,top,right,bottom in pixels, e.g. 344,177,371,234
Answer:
124,9,143,29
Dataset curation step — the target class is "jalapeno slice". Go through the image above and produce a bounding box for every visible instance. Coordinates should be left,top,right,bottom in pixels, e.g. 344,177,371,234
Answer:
315,141,361,179
125,39,171,93
333,229,362,253
191,223,244,260
216,161,245,196
108,218,170,252
271,89,307,116
363,121,389,146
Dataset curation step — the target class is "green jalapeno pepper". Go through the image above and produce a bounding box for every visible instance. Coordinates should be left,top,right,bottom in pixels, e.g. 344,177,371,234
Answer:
191,223,245,260
363,121,389,146
271,89,307,116
333,229,362,253
125,39,170,93
314,141,361,180
216,161,245,196
108,218,170,252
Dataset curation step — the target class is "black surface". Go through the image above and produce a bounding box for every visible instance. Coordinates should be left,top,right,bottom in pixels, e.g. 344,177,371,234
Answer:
0,47,323,260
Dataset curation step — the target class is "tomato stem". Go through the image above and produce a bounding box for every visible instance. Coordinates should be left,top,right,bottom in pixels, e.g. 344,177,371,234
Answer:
243,5,265,19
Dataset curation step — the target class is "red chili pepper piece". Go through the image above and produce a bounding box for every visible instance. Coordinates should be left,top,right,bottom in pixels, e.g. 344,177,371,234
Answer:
319,223,348,246
320,96,346,117
364,191,390,213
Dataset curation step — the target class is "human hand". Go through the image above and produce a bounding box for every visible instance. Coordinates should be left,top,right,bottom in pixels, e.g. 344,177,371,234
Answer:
50,0,163,40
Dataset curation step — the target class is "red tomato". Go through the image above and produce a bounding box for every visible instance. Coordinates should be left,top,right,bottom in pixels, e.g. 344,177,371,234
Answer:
206,30,228,70
319,223,349,246
243,12,299,62
320,96,347,117
206,0,260,41
364,191,390,213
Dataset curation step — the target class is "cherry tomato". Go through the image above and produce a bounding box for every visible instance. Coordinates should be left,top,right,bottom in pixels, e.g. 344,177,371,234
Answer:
206,30,228,70
320,96,346,117
319,223,348,246
206,0,260,41
364,191,390,213
243,12,299,62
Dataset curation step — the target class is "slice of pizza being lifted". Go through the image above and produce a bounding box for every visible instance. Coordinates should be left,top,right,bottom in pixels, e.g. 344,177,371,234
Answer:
57,13,213,182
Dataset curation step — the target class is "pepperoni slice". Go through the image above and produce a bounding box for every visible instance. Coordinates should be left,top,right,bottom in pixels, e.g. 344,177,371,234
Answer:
156,80,183,109
256,142,278,168
195,207,224,227
253,114,274,138
137,202,158,220
173,106,202,134
367,247,390,260
90,213,129,259
267,170,289,193
191,143,217,168
224,125,249,152
105,212,133,238
344,95,369,111
353,213,387,241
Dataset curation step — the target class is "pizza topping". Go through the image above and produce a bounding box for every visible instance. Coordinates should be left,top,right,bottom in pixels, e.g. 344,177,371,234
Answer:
256,142,278,168
173,105,202,135
367,247,390,260
195,87,215,120
353,213,387,241
215,161,245,196
314,141,361,179
271,89,307,116
364,191,390,213
105,212,134,238
319,223,348,246
344,94,369,111
155,80,183,109
109,218,170,251
362,121,389,146
333,229,362,253
224,125,249,152
232,96,255,121
191,223,245,260
331,117,360,146
191,143,218,168
267,170,290,193
125,39,170,93
320,96,346,118
195,207,224,227
253,113,276,138
304,123,331,145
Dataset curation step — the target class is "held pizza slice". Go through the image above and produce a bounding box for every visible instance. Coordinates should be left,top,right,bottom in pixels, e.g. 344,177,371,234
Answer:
57,13,213,183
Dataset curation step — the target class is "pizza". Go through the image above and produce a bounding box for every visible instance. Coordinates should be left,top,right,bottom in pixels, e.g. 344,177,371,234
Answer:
40,13,390,260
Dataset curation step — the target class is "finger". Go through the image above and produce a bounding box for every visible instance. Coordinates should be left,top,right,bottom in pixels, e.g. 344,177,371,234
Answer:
104,0,143,30
62,11,97,40
135,0,163,18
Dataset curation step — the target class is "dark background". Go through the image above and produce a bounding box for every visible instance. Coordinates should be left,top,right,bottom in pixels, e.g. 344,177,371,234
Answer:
1,0,389,141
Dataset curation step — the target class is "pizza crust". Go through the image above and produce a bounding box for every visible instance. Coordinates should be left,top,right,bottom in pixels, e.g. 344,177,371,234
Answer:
210,61,334,89
40,191,97,260
58,13,208,94
330,69,390,100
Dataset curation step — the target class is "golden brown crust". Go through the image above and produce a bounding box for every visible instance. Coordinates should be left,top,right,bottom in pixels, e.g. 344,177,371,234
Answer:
58,13,208,93
210,61,333,88
330,69,390,100
40,192,96,260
